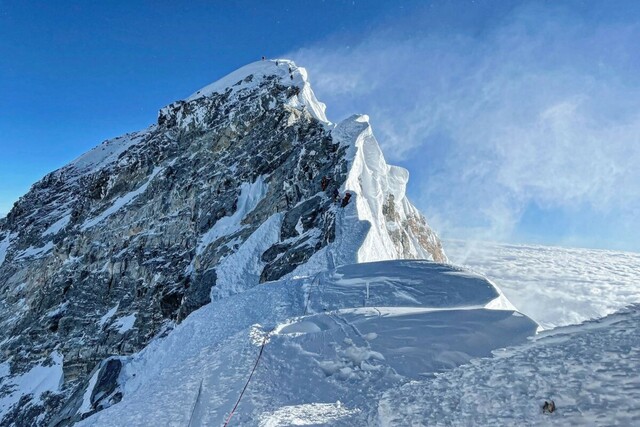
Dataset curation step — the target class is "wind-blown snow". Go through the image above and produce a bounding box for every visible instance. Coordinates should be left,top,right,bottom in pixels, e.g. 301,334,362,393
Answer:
446,240,640,329
0,351,63,414
81,166,162,231
78,260,535,427
379,304,640,426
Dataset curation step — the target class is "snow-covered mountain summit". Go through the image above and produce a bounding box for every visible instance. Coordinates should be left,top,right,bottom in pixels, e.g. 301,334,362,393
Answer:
0,59,446,425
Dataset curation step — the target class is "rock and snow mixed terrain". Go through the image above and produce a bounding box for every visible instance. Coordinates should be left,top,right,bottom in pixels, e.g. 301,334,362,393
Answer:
0,59,445,425
0,58,638,426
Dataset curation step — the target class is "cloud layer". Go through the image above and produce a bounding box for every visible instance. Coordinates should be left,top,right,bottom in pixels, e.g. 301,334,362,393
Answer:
289,2,640,250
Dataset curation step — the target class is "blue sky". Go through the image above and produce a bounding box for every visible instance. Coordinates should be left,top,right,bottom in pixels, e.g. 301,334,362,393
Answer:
1,1,639,251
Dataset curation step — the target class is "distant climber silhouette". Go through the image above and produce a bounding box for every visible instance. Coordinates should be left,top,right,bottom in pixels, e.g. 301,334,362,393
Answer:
341,192,351,207
542,400,556,414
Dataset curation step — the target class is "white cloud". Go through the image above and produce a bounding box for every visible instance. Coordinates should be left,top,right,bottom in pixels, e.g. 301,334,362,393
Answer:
288,3,640,249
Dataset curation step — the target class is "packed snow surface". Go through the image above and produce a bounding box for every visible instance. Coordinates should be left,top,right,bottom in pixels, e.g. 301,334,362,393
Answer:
379,304,640,426
446,240,640,329
78,260,535,426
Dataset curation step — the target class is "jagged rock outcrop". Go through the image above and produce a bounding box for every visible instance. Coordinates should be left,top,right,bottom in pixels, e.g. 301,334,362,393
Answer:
0,59,445,425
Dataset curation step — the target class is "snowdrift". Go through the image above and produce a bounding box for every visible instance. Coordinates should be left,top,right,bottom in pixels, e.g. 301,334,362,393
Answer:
380,304,640,426
78,260,537,426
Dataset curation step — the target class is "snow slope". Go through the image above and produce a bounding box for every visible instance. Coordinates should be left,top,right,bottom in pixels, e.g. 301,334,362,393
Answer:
0,351,64,417
446,240,640,329
78,260,536,426
0,58,448,425
379,304,640,426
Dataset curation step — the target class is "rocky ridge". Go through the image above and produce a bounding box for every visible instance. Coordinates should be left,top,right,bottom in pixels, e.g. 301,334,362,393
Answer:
0,59,445,425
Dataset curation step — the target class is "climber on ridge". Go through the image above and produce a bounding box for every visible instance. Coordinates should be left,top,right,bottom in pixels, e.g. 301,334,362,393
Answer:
542,400,556,414
341,192,351,207
321,176,329,191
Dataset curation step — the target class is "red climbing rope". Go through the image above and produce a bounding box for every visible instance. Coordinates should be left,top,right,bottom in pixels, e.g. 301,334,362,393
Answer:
222,331,270,427
223,255,334,425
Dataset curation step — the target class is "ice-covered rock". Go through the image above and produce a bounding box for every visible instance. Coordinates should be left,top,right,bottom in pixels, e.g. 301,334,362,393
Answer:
0,59,444,425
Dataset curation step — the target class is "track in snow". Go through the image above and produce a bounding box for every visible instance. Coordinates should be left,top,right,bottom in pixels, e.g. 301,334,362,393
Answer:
379,304,640,426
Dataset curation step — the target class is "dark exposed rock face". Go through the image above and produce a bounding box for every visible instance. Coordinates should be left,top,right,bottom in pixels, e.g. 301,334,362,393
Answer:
0,60,445,425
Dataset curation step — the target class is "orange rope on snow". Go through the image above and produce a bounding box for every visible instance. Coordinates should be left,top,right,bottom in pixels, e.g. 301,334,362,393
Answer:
223,255,334,425
222,331,270,427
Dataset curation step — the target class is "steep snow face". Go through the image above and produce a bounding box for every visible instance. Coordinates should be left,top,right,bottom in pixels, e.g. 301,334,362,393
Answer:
77,260,536,427
0,59,445,425
331,114,446,265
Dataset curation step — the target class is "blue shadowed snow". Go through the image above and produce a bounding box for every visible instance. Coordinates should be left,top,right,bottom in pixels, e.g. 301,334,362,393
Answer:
78,260,536,426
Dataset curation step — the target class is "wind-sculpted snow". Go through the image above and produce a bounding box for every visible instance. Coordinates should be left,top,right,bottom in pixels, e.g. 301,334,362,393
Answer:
77,261,536,426
0,59,444,425
379,304,640,426
446,240,640,329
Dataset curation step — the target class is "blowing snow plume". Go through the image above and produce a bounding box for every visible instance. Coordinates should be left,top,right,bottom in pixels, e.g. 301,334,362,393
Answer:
289,1,640,250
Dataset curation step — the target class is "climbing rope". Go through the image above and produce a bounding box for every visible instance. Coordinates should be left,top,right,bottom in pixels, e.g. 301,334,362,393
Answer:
222,330,271,427
303,273,321,316
187,379,203,427
303,251,335,315
223,251,336,425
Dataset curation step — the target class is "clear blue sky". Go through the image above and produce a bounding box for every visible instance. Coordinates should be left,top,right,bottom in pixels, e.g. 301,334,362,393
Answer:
2,1,639,252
